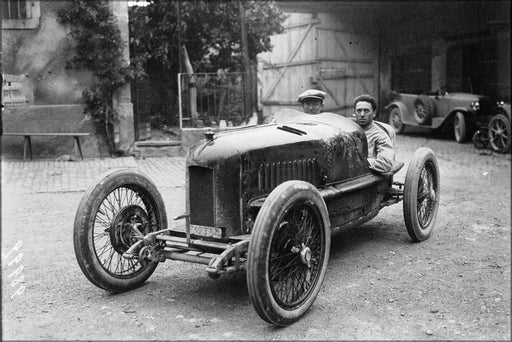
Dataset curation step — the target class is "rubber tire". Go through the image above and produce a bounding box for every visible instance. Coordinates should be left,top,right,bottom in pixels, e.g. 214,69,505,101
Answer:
413,95,434,125
488,113,511,153
247,180,330,326
453,112,467,143
472,130,488,149
403,148,440,242
388,107,405,134
74,169,167,292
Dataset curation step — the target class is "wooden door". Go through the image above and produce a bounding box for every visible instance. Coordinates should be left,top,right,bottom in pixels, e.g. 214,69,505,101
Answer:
315,28,378,116
259,13,378,117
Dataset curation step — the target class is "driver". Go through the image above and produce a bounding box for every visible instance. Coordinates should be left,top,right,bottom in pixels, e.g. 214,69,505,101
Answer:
353,94,395,174
297,89,326,114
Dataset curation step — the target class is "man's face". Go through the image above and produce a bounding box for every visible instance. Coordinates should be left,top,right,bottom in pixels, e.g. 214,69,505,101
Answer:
355,101,375,128
301,99,323,114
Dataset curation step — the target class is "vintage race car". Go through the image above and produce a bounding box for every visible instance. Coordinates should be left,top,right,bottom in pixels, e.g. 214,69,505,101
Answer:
74,109,440,326
385,90,493,143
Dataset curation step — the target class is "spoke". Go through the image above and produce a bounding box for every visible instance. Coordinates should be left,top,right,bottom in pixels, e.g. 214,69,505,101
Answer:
93,230,109,242
270,253,299,280
95,214,112,230
105,247,117,271
104,195,118,219
97,242,114,260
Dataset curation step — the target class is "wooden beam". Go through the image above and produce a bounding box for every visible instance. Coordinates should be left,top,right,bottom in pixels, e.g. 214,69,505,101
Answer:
262,60,319,70
316,57,374,64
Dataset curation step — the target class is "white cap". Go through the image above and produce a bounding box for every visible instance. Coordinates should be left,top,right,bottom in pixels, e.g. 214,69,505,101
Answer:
297,89,327,103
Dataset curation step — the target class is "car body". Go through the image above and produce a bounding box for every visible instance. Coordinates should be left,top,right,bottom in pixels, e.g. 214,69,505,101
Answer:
74,109,440,326
385,91,493,143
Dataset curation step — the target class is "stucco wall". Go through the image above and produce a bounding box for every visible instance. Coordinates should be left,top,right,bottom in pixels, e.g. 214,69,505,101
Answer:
2,1,111,159
2,2,93,105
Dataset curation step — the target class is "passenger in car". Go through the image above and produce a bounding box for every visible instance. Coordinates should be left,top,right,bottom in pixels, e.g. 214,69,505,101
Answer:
297,89,327,114
353,94,395,174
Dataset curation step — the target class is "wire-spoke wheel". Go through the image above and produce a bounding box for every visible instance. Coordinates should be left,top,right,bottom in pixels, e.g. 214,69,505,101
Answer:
403,148,440,242
488,114,511,153
247,181,330,326
74,169,167,292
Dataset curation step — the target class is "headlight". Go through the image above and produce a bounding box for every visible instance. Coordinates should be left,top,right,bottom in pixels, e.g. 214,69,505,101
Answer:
497,101,505,107
471,101,480,111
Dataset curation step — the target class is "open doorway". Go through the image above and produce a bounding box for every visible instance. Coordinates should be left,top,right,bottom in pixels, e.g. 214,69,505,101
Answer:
130,59,181,142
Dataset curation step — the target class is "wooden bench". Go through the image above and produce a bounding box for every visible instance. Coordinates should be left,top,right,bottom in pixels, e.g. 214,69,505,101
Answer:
2,133,90,160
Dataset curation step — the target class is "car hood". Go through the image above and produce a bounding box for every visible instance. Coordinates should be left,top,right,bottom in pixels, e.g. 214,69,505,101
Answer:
187,110,363,165
444,92,483,101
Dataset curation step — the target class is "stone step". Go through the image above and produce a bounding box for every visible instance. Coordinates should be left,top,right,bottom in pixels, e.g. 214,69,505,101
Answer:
132,140,184,158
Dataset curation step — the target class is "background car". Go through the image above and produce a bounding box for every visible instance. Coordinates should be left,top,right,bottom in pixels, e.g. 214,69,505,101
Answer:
472,101,511,153
385,90,493,143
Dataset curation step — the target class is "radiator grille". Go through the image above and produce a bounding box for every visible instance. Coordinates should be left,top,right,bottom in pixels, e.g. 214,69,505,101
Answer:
188,166,215,226
258,159,318,192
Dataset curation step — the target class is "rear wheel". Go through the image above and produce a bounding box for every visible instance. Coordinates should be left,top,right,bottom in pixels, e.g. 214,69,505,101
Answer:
403,148,440,242
453,112,467,143
74,169,167,292
488,114,511,153
247,181,330,326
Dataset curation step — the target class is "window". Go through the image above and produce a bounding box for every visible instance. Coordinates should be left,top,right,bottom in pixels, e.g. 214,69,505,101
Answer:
2,0,29,19
1,0,40,29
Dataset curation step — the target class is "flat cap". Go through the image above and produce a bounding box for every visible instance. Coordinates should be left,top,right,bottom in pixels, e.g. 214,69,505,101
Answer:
297,89,327,103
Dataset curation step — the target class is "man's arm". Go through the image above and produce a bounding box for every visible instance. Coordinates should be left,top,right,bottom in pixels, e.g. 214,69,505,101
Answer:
367,134,395,174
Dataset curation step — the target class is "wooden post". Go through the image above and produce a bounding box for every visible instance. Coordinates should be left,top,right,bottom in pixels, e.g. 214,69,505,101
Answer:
239,0,253,120
182,46,198,124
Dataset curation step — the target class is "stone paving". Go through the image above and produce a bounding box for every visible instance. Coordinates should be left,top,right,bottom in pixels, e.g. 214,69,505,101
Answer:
1,156,186,194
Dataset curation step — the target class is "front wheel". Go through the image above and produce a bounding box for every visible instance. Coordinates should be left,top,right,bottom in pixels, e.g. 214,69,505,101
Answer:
488,113,511,153
403,148,440,242
247,181,330,326
74,169,167,292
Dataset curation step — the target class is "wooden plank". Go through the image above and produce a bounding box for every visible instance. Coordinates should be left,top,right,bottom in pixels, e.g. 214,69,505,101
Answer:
316,57,374,64
262,60,319,70
283,19,321,30
319,73,374,80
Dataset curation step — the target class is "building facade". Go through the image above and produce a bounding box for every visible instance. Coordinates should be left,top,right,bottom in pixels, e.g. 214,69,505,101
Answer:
2,1,510,158
259,1,510,119
1,0,134,158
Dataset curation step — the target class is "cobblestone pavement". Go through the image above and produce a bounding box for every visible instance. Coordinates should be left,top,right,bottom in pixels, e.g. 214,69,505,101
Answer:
1,156,186,194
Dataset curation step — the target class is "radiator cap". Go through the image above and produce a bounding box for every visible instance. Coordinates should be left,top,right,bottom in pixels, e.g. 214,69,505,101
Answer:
204,129,215,141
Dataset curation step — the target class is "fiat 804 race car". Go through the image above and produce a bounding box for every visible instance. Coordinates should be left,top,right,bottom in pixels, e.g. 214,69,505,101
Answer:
74,109,440,326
